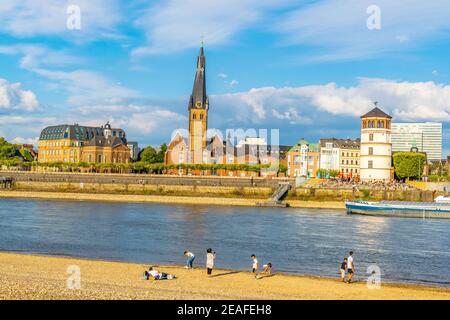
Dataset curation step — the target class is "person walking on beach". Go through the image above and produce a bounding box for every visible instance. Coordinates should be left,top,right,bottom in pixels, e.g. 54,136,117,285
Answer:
340,258,348,282
251,254,259,278
184,250,195,269
206,248,216,275
347,251,355,283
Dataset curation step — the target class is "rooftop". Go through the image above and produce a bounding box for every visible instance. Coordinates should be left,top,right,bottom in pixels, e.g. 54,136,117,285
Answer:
361,106,392,119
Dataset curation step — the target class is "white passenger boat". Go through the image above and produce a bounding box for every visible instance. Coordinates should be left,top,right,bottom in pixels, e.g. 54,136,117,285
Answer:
345,198,450,219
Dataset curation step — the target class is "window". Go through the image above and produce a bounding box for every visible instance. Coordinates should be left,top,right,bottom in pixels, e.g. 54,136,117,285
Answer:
193,114,197,120
369,147,373,155
200,114,204,120
369,133,374,141
368,160,373,169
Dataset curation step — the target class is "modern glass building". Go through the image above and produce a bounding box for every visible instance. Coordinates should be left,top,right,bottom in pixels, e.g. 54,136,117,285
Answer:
391,123,442,161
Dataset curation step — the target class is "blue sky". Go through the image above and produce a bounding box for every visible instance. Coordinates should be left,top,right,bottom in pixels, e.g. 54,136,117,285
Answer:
1,0,450,156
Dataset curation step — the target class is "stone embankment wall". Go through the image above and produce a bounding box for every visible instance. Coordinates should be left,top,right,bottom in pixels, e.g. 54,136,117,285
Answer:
0,172,440,202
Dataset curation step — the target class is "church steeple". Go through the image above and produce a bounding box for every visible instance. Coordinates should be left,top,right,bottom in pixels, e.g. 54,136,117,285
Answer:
188,44,209,164
188,44,208,110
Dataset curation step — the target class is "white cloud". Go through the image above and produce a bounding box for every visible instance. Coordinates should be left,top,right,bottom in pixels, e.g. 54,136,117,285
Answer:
276,0,450,61
66,102,187,143
0,45,84,69
0,78,41,111
132,0,290,55
272,108,311,124
11,136,39,147
217,73,228,79
229,79,239,88
32,68,139,106
0,0,122,40
213,78,450,124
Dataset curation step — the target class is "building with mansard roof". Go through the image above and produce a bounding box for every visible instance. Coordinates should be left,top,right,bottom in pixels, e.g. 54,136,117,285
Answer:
38,122,131,164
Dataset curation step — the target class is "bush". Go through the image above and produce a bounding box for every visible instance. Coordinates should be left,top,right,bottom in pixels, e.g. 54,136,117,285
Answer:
393,152,425,180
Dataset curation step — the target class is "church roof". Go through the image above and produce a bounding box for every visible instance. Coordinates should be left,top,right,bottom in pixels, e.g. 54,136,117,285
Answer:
188,45,208,110
361,107,391,118
83,136,127,148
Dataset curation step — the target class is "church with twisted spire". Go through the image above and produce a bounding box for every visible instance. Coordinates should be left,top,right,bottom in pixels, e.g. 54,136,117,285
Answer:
188,44,209,163
165,44,212,165
165,45,288,168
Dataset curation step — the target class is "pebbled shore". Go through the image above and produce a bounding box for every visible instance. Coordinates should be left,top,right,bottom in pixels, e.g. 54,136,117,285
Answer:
0,252,449,300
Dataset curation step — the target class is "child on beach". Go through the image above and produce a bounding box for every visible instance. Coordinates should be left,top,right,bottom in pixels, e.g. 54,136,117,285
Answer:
251,255,259,278
340,258,347,282
262,263,272,274
184,250,195,269
206,248,216,275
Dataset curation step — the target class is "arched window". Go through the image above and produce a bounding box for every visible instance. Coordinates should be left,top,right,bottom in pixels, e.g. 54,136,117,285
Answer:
193,113,197,119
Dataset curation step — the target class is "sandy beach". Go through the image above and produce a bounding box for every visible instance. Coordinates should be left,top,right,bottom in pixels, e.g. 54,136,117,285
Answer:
0,252,449,300
0,190,345,209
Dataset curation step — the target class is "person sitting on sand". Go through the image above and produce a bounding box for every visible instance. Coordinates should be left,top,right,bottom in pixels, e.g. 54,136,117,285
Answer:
144,266,176,280
340,258,347,282
184,250,195,269
255,263,273,279
262,263,272,274
206,248,216,275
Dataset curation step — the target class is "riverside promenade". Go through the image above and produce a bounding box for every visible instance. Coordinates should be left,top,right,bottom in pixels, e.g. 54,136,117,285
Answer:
0,171,439,207
1,252,449,300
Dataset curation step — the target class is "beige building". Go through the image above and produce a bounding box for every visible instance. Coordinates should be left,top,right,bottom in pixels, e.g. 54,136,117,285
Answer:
338,140,361,179
38,122,130,164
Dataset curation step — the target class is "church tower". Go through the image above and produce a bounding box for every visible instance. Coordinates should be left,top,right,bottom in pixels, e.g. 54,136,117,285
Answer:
188,44,209,164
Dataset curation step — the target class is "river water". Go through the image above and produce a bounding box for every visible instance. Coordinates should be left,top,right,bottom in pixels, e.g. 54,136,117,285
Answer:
1,198,449,287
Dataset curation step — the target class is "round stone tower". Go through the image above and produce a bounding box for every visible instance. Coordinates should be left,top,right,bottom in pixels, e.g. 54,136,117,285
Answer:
360,104,392,181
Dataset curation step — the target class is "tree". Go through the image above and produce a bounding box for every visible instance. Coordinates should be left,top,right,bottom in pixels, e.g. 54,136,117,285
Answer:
393,152,426,180
139,146,159,163
157,143,167,163
139,143,167,163
0,137,17,160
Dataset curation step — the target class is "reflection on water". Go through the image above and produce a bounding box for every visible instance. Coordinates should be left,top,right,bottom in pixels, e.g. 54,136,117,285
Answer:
1,198,450,287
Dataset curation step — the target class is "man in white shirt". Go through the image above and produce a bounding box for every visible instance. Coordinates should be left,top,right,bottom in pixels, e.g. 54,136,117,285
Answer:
251,255,259,278
347,251,355,283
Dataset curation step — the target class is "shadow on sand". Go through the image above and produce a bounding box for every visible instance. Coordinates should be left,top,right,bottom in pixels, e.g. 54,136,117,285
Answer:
256,273,276,280
210,271,241,278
